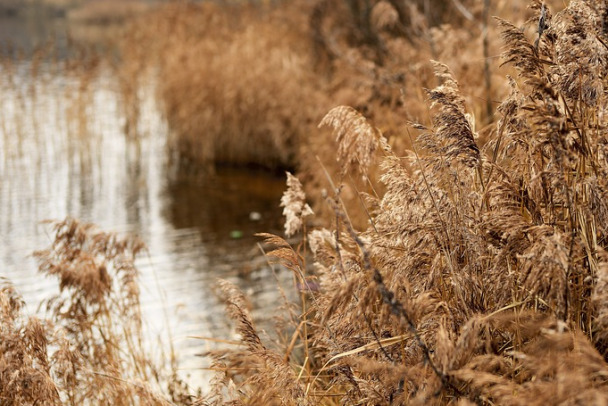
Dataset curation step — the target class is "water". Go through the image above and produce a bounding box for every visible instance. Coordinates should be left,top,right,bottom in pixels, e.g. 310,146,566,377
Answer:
0,24,295,390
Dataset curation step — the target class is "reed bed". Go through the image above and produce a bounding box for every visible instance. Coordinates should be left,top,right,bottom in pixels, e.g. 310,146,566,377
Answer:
118,0,505,172
293,0,538,226
4,0,608,404
1,218,193,405
201,1,608,404
118,0,518,222
121,2,326,171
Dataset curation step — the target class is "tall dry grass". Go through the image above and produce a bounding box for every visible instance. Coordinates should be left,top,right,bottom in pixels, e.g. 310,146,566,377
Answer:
117,1,505,173
202,1,608,404
121,2,326,171
5,0,608,404
1,218,194,405
300,0,530,226
117,0,544,224
116,0,569,196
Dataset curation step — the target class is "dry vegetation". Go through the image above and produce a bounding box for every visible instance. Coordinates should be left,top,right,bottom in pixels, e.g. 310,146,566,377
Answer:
119,0,510,173
117,0,515,220
117,0,567,220
121,1,325,170
1,219,193,405
4,0,608,404
196,0,608,404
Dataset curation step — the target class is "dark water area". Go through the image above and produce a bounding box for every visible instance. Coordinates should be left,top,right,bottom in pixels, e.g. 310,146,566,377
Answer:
168,167,286,243
0,12,69,57
0,13,296,390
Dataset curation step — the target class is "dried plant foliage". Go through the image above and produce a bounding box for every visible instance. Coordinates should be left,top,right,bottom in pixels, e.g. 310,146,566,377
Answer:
281,172,314,238
121,2,325,171
201,279,308,406
1,218,193,405
0,280,60,406
206,1,608,404
319,105,384,178
415,61,481,170
371,1,399,31
118,0,518,226
8,0,608,404
300,0,517,229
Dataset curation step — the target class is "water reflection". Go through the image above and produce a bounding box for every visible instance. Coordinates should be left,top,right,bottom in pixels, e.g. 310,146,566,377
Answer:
167,167,285,252
0,55,294,389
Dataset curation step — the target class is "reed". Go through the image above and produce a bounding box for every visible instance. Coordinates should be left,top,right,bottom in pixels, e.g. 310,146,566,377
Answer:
118,1,501,173
0,218,194,405
5,0,608,404
203,1,608,404
121,2,327,171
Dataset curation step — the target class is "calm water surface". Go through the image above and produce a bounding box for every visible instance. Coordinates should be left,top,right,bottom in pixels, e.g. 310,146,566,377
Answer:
0,18,295,389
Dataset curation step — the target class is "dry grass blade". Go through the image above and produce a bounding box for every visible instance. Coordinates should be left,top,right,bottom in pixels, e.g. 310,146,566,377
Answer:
325,334,412,365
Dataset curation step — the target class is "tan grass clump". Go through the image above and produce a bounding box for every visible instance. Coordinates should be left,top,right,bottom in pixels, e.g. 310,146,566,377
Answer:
1,218,194,405
299,0,521,228
202,279,308,405
0,279,61,405
204,1,608,404
121,2,325,170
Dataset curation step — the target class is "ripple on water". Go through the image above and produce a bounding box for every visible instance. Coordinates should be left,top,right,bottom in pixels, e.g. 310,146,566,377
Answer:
0,62,296,391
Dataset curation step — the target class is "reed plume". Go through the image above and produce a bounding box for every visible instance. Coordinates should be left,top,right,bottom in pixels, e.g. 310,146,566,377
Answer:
281,172,314,238
319,105,383,178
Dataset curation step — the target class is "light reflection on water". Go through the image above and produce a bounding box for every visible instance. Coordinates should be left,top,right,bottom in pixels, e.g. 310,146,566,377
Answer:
0,59,294,389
